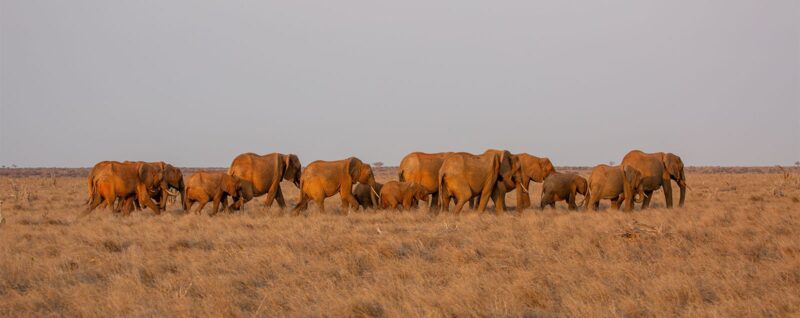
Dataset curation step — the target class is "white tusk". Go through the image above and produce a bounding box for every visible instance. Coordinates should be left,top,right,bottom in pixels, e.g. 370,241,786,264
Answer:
520,183,529,193
166,188,178,196
370,186,381,200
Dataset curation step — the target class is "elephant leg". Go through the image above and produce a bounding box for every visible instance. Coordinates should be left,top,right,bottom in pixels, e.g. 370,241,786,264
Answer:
429,192,440,211
293,190,310,213
468,196,477,210
663,180,674,209
314,197,325,213
611,196,622,210
211,194,223,216
196,200,209,215
453,197,468,215
491,187,506,215
641,191,654,209
275,186,287,208
185,199,194,214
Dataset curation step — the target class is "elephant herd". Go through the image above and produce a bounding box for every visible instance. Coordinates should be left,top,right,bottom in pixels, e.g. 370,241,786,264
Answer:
84,150,687,216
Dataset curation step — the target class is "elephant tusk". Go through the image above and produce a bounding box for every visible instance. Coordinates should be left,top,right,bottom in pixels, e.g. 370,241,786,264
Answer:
370,186,381,200
520,183,529,193
166,188,178,196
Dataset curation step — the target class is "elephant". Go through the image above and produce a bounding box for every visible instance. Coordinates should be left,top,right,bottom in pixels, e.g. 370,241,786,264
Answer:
397,152,452,210
586,165,645,211
121,161,180,212
150,163,185,210
354,182,383,209
540,172,588,210
481,149,523,212
514,154,556,210
228,152,302,209
85,161,168,216
184,171,245,215
620,150,687,211
379,181,428,211
438,150,518,215
293,157,378,213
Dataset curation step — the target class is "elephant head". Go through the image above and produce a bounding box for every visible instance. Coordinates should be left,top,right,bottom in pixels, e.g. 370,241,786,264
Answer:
495,150,519,190
345,157,379,208
162,164,184,209
623,165,646,204
663,153,687,207
410,182,429,203
574,176,589,207
282,154,302,188
221,174,241,198
230,179,254,211
539,158,556,181
137,162,166,193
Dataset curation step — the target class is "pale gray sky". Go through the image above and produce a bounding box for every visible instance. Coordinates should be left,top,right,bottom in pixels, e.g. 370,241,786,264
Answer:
1,1,798,167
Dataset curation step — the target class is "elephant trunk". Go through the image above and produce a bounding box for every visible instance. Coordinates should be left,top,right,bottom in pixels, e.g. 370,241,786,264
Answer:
634,187,645,203
622,172,634,212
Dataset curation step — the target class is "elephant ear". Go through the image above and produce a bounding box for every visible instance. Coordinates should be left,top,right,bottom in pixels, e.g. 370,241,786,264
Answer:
345,157,363,182
623,165,640,183
283,154,301,180
138,163,153,184
663,153,684,180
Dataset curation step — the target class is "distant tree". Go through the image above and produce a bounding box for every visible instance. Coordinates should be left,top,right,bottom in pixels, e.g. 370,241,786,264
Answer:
609,161,615,166
795,161,800,167
373,162,384,168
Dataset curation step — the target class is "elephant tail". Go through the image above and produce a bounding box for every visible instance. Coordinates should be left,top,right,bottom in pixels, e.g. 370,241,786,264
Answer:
398,169,405,182
437,170,448,210
86,171,96,205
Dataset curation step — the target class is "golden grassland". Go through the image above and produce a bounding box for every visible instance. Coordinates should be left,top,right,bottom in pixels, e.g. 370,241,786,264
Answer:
1,168,799,317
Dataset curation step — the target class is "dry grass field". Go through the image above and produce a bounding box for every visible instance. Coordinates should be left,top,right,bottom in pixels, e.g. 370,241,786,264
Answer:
1,167,799,317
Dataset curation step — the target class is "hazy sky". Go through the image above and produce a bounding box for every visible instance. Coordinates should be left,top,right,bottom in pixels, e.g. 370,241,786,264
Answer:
1,1,798,167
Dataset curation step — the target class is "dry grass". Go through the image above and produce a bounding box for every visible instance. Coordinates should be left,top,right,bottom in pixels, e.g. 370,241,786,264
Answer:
1,168,799,317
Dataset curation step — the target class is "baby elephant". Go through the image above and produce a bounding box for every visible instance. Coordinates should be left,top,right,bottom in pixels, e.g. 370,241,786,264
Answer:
353,182,383,209
586,165,646,211
184,172,245,215
379,181,428,211
540,172,589,210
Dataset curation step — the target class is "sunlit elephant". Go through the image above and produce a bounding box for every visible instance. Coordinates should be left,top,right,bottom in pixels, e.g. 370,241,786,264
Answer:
586,165,645,211
85,161,167,216
398,152,452,210
354,182,383,209
228,152,302,209
620,150,687,211
184,171,246,215
438,150,517,214
481,149,523,212
293,157,378,213
150,163,185,210
379,181,428,211
514,153,556,210
540,172,588,210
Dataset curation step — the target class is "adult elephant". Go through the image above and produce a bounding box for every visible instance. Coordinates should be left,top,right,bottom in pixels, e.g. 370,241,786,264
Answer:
228,152,301,209
620,150,687,211
514,154,556,210
148,163,185,210
438,150,517,214
397,152,452,210
293,157,378,213
85,161,167,215
482,149,523,212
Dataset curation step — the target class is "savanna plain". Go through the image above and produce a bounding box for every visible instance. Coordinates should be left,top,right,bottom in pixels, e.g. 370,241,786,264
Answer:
1,167,799,317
